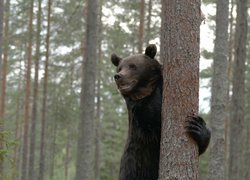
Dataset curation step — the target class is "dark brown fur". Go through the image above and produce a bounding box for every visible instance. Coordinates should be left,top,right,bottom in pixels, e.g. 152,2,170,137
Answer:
111,44,210,180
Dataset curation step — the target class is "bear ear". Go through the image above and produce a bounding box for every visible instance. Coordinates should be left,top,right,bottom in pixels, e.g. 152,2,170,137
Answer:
111,54,122,66
145,44,157,59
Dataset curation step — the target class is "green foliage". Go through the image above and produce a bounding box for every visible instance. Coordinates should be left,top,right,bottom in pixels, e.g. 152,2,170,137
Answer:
200,67,213,79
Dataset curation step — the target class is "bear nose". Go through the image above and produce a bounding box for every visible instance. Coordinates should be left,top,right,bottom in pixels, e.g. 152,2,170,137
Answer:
114,74,121,81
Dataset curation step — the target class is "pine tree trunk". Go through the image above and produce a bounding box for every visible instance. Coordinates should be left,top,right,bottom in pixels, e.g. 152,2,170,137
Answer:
12,57,24,180
64,129,70,180
228,0,248,179
38,0,51,179
75,0,98,179
49,116,59,180
159,0,200,179
94,3,102,179
208,0,229,179
21,0,34,179
49,118,57,180
244,126,250,179
0,0,3,76
0,0,10,123
145,0,152,45
225,0,235,176
138,0,145,53
28,0,42,179
0,0,9,174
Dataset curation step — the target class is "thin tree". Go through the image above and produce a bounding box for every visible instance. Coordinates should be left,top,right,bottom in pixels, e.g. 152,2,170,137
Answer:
28,0,42,179
64,128,70,180
225,0,235,174
38,0,51,179
0,0,9,125
0,0,4,175
12,53,25,180
49,112,57,180
138,0,145,53
94,1,102,179
75,0,98,179
0,0,3,77
228,0,248,179
21,0,34,179
0,0,10,174
159,0,201,179
145,0,152,45
208,0,229,179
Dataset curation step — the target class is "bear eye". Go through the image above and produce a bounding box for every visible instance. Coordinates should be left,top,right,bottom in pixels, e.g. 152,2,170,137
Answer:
117,67,122,72
129,64,136,70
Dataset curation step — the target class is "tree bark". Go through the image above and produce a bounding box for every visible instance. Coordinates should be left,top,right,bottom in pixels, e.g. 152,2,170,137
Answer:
159,0,200,179
225,0,235,176
0,0,3,77
64,127,70,180
228,0,248,179
0,0,9,174
94,2,102,179
75,0,98,179
38,0,51,180
49,117,57,180
145,0,152,45
12,56,24,180
21,0,34,179
138,0,145,53
28,0,42,179
208,0,229,179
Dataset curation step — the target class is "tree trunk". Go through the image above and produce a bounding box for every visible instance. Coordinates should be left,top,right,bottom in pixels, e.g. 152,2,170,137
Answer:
0,0,10,122
228,0,248,179
244,126,250,179
38,0,51,179
64,129,70,180
208,0,229,179
138,0,145,53
28,0,42,179
75,0,98,179
145,0,152,45
49,117,57,180
94,2,102,179
0,0,3,77
159,0,200,179
12,56,24,180
0,0,4,76
0,0,9,174
21,0,34,179
225,0,235,176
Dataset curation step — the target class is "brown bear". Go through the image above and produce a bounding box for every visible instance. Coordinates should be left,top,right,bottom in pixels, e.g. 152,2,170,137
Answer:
111,44,210,180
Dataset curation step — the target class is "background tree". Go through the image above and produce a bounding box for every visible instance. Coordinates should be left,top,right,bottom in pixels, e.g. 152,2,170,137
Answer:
0,0,10,176
138,0,145,53
208,0,229,179
0,0,3,76
21,0,34,179
38,0,51,179
0,0,4,175
75,0,98,179
159,0,201,179
228,0,248,179
28,0,42,179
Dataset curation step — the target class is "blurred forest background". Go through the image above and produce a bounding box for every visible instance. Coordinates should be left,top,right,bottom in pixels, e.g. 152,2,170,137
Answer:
0,0,249,180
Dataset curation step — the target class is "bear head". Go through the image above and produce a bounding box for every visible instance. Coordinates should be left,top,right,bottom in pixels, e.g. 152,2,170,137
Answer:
111,44,162,100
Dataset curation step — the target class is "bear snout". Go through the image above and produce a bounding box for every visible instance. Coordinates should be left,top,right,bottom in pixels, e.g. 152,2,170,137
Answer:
114,74,121,81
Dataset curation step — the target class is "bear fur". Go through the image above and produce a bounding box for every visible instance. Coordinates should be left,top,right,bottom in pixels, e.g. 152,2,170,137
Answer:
111,44,210,180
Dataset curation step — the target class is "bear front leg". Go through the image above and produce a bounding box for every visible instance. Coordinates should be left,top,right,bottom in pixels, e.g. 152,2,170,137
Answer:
186,115,211,155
